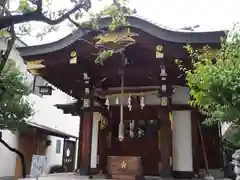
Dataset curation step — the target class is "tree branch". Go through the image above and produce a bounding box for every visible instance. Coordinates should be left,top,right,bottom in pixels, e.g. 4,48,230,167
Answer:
67,16,81,28
0,132,26,178
36,0,43,12
0,0,90,29
0,8,16,73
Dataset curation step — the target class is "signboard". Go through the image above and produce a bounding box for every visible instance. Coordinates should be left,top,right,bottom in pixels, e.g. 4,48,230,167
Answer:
30,155,47,178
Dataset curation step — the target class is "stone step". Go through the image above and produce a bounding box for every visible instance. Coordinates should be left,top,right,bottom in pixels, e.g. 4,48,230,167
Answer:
112,174,136,180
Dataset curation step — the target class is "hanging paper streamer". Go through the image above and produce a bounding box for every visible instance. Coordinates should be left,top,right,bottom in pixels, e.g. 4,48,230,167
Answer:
129,120,135,138
127,94,132,111
105,96,110,110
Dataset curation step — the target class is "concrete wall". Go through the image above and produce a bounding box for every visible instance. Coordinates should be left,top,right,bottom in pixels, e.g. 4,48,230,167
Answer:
0,40,80,177
90,113,99,168
172,110,193,172
0,130,19,178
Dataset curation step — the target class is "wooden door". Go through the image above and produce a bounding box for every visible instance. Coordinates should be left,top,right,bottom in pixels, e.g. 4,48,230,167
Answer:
62,140,76,172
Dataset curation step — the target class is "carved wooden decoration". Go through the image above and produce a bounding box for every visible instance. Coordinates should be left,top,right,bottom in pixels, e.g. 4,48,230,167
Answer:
94,28,138,45
98,113,108,130
27,59,45,75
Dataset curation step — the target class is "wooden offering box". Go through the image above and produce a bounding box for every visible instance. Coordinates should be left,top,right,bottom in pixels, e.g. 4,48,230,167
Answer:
107,156,144,180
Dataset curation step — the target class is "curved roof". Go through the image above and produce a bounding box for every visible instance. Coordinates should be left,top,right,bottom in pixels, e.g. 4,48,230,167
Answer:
18,16,226,57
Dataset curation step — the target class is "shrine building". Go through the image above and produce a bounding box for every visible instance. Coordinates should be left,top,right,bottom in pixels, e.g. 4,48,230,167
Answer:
18,16,225,179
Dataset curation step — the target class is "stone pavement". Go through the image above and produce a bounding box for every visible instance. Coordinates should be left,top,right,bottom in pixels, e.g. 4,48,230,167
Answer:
18,173,232,180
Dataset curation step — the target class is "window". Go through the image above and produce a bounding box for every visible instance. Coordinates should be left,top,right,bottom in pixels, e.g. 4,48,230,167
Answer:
56,140,61,154
124,120,158,139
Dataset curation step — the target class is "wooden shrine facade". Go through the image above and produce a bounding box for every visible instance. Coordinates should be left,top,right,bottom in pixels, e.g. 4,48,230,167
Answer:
18,16,225,179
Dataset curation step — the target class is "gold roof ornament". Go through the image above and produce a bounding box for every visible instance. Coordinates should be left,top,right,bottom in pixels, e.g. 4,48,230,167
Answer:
94,28,138,54
70,51,77,57
70,51,77,64
94,28,138,45
161,97,168,106
156,45,164,58
98,113,108,130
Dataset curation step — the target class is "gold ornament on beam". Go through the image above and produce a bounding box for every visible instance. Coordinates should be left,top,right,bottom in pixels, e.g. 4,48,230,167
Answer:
98,113,108,130
161,97,168,106
156,45,164,58
70,51,77,64
169,112,173,130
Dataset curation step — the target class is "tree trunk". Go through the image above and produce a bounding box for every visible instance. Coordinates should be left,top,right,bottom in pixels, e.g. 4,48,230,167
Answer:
0,132,26,178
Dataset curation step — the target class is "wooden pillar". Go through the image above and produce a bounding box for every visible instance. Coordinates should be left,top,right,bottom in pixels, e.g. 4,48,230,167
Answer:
77,72,94,175
156,44,172,177
160,108,172,177
78,111,93,175
98,120,109,173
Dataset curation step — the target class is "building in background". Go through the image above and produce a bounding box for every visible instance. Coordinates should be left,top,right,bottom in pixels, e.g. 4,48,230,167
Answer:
0,38,80,180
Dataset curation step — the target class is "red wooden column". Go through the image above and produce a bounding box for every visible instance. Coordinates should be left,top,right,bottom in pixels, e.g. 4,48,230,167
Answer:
156,44,172,177
98,119,109,173
78,111,93,175
159,107,172,177
77,72,94,175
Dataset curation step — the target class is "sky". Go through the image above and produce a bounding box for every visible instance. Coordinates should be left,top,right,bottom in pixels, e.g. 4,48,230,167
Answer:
16,0,240,45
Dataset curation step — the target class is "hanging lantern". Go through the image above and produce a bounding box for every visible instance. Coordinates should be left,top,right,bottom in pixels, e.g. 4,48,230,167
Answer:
140,94,145,109
127,94,132,111
38,85,54,95
115,96,119,104
105,96,110,110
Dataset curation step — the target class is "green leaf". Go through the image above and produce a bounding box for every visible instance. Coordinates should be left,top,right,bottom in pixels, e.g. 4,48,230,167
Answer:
176,27,240,125
0,59,34,132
